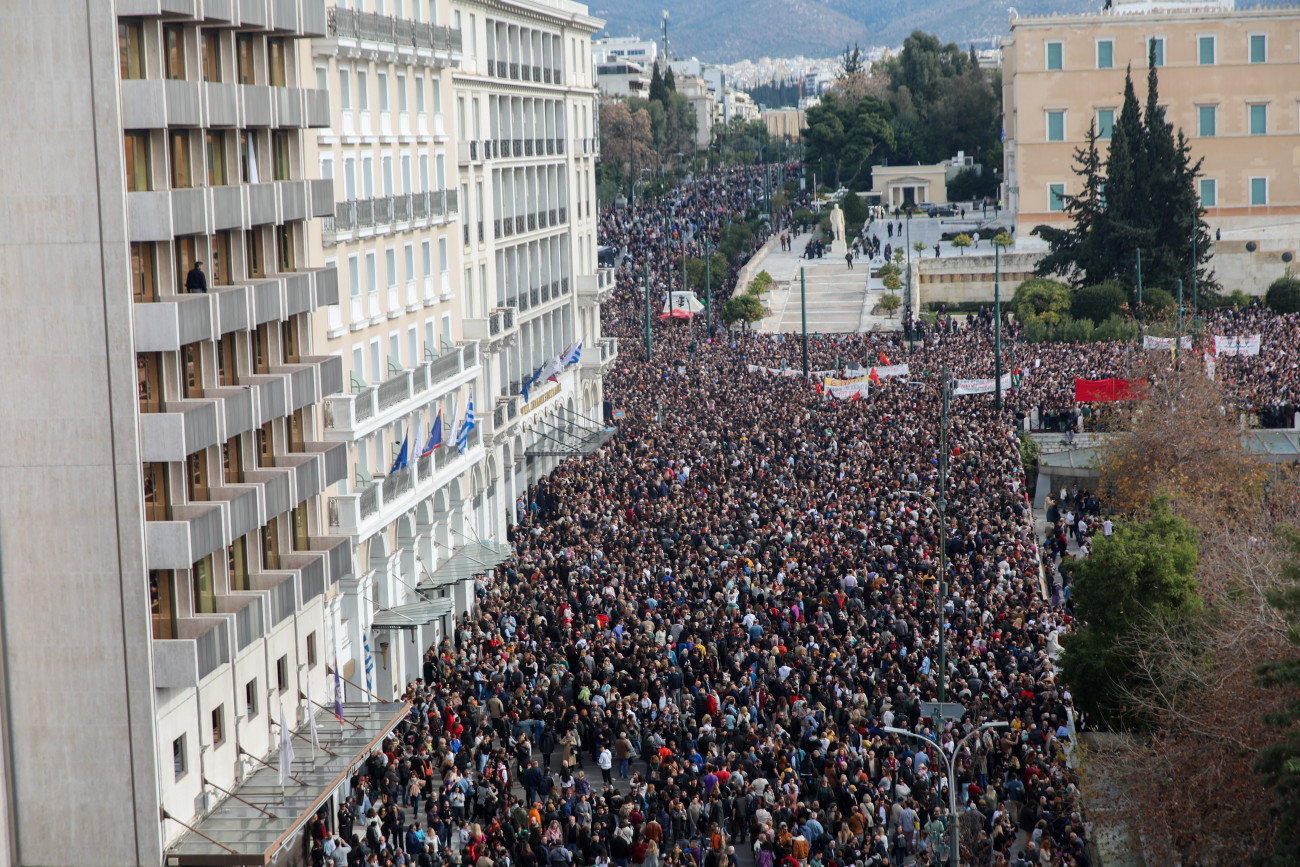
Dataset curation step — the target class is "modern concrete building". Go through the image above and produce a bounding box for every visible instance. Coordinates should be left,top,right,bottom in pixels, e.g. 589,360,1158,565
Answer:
1002,0,1300,239
677,75,716,148
596,57,651,97
593,34,658,67
2,2,369,865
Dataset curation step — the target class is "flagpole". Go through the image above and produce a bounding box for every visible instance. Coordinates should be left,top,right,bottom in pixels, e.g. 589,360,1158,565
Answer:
801,267,808,379
994,243,1002,412
644,264,652,360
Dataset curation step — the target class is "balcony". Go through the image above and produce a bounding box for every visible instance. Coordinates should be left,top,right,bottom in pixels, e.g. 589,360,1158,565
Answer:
139,399,220,462
302,441,348,488
145,502,227,571
576,267,617,306
153,617,230,689
327,7,462,66
209,484,261,542
275,452,323,503
326,190,457,244
206,385,256,438
133,293,213,352
321,343,480,439
243,466,293,520
310,535,353,584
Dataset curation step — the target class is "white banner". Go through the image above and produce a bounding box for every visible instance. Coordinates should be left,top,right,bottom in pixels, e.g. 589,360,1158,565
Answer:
846,363,910,379
824,375,871,400
1142,335,1193,350
953,374,1013,396
747,364,837,377
1214,334,1262,356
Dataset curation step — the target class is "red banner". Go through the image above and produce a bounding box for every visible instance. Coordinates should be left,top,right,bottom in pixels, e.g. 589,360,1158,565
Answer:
1074,378,1146,402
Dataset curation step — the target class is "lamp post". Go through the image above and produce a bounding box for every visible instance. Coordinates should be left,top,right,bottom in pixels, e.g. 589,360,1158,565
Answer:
905,211,913,351
994,241,1002,411
885,722,1009,867
705,239,712,336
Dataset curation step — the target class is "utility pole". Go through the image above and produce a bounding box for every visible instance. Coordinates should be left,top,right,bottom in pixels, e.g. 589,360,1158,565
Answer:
644,264,652,360
1136,248,1143,319
801,267,809,379
905,213,913,351
705,241,712,335
937,364,950,709
1192,229,1198,332
1176,278,1184,367
994,242,1002,411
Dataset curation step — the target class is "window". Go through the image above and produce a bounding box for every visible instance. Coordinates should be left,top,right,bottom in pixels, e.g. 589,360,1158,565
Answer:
272,130,291,180
201,30,221,82
119,20,145,79
1249,33,1267,64
405,244,415,284
339,67,352,110
306,632,318,667
366,251,377,294
173,735,187,780
170,131,192,188
1097,109,1114,140
1198,35,1216,65
262,508,279,569
150,570,176,639
164,24,186,80
245,679,259,718
1198,105,1216,137
357,70,369,111
237,34,254,84
386,247,397,287
415,77,425,113
267,37,286,87
1250,177,1268,205
1096,39,1113,69
1147,36,1164,67
131,243,158,302
207,132,228,185
1048,183,1066,212
1046,110,1065,142
1199,178,1217,207
276,654,289,692
1250,103,1267,135
211,705,225,746
1045,41,1062,70
378,72,389,112
246,228,264,278
397,73,408,113
422,241,432,278
349,255,361,298
278,223,295,271
124,132,150,192
192,554,215,614
143,462,170,521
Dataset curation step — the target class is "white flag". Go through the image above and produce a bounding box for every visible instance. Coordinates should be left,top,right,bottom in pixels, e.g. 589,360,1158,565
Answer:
278,704,295,786
309,703,321,755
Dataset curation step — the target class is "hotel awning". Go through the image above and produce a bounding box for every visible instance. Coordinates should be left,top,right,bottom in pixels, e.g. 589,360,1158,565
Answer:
165,701,410,866
370,596,456,631
526,406,617,458
415,540,513,592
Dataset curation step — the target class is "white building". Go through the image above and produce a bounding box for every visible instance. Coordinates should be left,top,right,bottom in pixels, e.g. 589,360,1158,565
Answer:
593,34,658,66
597,58,652,97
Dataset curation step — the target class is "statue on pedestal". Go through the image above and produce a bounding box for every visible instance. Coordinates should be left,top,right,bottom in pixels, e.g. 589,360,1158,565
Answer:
829,204,845,242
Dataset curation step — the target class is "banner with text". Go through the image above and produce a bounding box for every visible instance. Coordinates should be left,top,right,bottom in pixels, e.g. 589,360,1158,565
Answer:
1213,334,1262,356
953,374,1013,396
747,364,838,377
1142,335,1193,350
846,363,910,379
822,376,872,400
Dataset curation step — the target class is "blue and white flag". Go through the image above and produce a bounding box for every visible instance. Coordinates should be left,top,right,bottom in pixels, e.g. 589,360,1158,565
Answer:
389,430,408,473
561,340,583,366
456,393,476,454
362,633,374,698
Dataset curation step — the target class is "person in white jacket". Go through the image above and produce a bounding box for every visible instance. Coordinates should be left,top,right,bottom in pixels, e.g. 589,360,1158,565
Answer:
598,746,613,786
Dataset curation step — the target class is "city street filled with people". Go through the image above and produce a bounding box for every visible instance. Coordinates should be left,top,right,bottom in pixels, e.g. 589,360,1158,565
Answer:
309,166,1300,867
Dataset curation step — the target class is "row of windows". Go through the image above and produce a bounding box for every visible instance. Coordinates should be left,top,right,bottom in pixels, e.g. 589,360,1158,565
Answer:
119,19,292,87
323,149,447,201
345,238,451,297
124,128,294,192
335,63,443,117
1043,102,1281,142
1046,176,1278,210
1046,31,1274,71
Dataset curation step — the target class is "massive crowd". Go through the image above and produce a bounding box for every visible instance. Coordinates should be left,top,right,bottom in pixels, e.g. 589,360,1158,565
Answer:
306,163,1300,867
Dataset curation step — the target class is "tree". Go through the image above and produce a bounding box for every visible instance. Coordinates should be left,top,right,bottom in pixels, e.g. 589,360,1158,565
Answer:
1254,528,1300,866
913,241,927,254
878,292,901,317
1266,277,1300,314
950,233,971,255
685,251,728,292
839,43,866,78
721,295,764,329
1033,60,1217,297
1071,281,1128,324
802,93,895,189
992,231,1013,248
1058,497,1201,728
1011,277,1070,325
649,62,669,106
599,98,656,188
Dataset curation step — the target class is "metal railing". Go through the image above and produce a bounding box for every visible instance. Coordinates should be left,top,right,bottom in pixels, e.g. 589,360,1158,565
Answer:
502,307,515,329
359,481,380,519
329,8,462,54
330,191,457,235
509,62,519,79
530,287,540,307
196,620,230,679
515,216,525,234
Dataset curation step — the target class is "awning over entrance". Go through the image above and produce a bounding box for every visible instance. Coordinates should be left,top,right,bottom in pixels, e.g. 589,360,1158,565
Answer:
415,540,513,592
370,596,456,631
526,406,617,458
165,701,410,866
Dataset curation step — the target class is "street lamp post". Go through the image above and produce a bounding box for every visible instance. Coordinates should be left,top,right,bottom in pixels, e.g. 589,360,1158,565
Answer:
905,212,913,351
885,722,1009,867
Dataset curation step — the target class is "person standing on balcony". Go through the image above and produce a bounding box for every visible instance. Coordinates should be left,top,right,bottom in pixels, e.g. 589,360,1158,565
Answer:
186,260,207,293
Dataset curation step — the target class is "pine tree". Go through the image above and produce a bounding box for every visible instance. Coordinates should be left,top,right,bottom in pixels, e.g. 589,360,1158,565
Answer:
649,62,669,106
663,64,676,94
1033,121,1112,287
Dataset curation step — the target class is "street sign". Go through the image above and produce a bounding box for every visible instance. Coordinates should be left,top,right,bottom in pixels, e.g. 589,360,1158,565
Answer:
919,701,966,721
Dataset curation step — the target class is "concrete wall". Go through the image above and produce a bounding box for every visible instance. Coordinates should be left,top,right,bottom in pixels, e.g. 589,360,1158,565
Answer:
0,3,162,865
917,249,1042,306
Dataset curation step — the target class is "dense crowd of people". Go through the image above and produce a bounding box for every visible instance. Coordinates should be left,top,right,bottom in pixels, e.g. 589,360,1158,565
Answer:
306,163,1300,867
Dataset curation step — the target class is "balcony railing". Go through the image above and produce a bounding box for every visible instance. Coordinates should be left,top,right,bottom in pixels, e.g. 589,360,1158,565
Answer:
323,343,480,434
329,191,457,238
329,7,462,53
509,62,519,79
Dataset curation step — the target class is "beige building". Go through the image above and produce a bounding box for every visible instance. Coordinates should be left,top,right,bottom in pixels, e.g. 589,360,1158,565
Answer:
763,107,805,142
1003,0,1300,239
678,75,717,148
872,163,951,207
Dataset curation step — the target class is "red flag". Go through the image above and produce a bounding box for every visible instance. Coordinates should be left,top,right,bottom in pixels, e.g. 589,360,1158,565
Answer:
879,351,890,366
868,368,882,386
814,382,823,395
851,391,863,402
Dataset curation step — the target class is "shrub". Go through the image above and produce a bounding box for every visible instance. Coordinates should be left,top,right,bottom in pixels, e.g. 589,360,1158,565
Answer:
748,271,774,295
1095,313,1139,342
1141,287,1176,316
1056,315,1096,343
879,293,902,316
1013,277,1071,325
1266,277,1300,314
1072,281,1128,325
951,234,973,255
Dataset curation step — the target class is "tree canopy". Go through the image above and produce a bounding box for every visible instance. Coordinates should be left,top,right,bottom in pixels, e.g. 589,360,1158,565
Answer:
802,94,894,189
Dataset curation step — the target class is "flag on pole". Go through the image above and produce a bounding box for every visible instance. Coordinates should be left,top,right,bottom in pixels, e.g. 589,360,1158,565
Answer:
879,351,890,366
1012,367,1022,389
421,411,443,455
362,633,374,697
333,659,345,728
309,701,321,755
868,368,882,386
561,340,583,366
389,430,409,473
278,704,295,786
456,393,476,454
520,367,542,403
539,354,564,383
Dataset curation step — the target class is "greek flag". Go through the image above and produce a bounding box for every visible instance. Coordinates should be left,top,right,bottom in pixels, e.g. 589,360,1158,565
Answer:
362,633,374,697
455,394,476,454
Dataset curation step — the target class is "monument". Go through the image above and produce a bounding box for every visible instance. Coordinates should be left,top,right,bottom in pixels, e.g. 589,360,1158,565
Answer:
828,204,847,255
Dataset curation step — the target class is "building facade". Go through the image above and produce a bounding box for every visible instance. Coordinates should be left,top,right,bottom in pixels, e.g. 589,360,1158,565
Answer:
1002,0,1300,238
303,0,616,704
2,1,351,864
